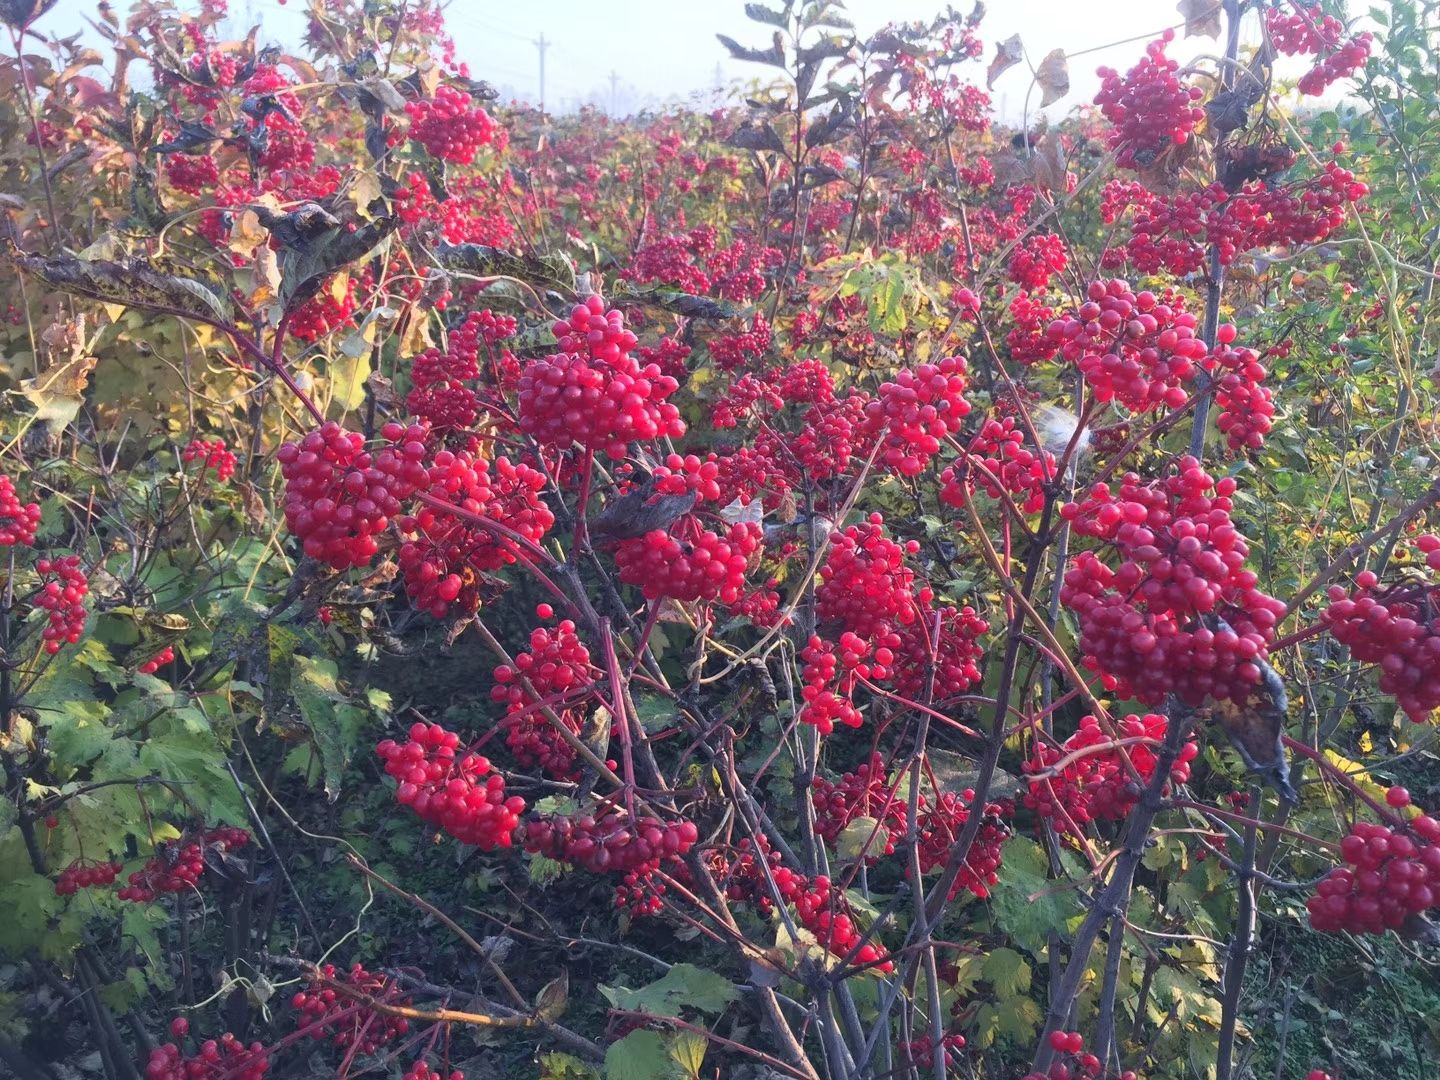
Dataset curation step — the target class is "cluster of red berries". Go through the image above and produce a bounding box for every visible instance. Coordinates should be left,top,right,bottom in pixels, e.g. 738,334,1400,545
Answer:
182,438,237,482
797,634,868,734
1214,164,1369,259
403,1061,463,1080
812,753,908,860
0,474,42,546
914,788,1012,900
1047,281,1208,413
651,453,723,501
163,152,221,196
1297,33,1372,96
1266,4,1343,55
786,393,876,484
1124,184,1220,276
287,275,359,342
793,875,895,972
1008,233,1068,290
1205,335,1275,451
614,519,761,604
816,515,926,639
1307,788,1440,934
398,452,553,617
522,808,699,875
1024,714,1199,835
491,619,593,779
277,421,429,570
137,645,177,675
1023,1031,1137,1080
942,416,1055,515
518,298,685,459
890,604,989,702
708,311,774,372
377,722,525,849
144,1031,269,1080
55,859,123,896
35,555,89,655
1007,291,1062,365
405,85,498,164
292,963,411,1053
862,356,971,477
119,827,250,903
903,1033,967,1070
1095,32,1206,169
1321,537,1440,722
1059,458,1286,705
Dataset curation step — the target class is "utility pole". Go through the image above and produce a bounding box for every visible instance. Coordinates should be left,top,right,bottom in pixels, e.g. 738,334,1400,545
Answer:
608,70,620,116
534,33,549,113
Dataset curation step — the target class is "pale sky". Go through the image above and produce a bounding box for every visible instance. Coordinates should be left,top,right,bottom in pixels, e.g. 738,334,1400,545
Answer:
39,0,1337,123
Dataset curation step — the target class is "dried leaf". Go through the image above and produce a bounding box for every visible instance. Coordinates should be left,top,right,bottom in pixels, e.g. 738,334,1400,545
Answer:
1035,49,1069,107
1177,0,1223,39
534,970,569,1021
19,315,98,426
987,34,1024,89
1031,137,1068,192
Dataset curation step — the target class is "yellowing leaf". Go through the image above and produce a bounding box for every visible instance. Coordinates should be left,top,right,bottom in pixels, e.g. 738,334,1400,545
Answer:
350,170,384,220
19,314,99,427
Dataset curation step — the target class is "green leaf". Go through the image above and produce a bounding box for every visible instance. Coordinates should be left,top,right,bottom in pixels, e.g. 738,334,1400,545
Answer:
982,947,1031,999
538,1054,600,1080
987,836,1084,952
604,1030,673,1080
292,655,367,800
834,816,884,862
599,964,739,1018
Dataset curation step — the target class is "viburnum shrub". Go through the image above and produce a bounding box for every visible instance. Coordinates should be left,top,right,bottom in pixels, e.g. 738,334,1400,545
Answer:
0,0,1431,1078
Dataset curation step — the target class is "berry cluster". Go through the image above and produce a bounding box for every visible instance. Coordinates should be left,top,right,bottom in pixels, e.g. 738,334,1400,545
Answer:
143,1033,270,1080
903,1034,967,1070
1206,336,1275,452
55,859,123,896
119,827,250,902
941,416,1055,514
1006,291,1062,365
377,722,525,849
1297,33,1372,96
1024,714,1199,835
1007,233,1068,290
1047,281,1208,413
613,519,761,604
1321,537,1440,722
403,1062,463,1080
137,645,177,675
287,275,359,343
491,619,593,779
811,753,908,860
1022,1031,1135,1080
1095,32,1206,169
0,475,42,546
890,604,989,702
182,438,237,482
291,963,411,1054
863,356,971,476
1059,458,1286,705
277,421,429,570
35,555,89,655
797,634,868,735
793,876,895,972
914,788,1011,900
522,808,699,875
1307,795,1440,934
816,514,926,639
397,451,553,617
1266,4,1343,55
405,85,498,164
518,298,685,459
